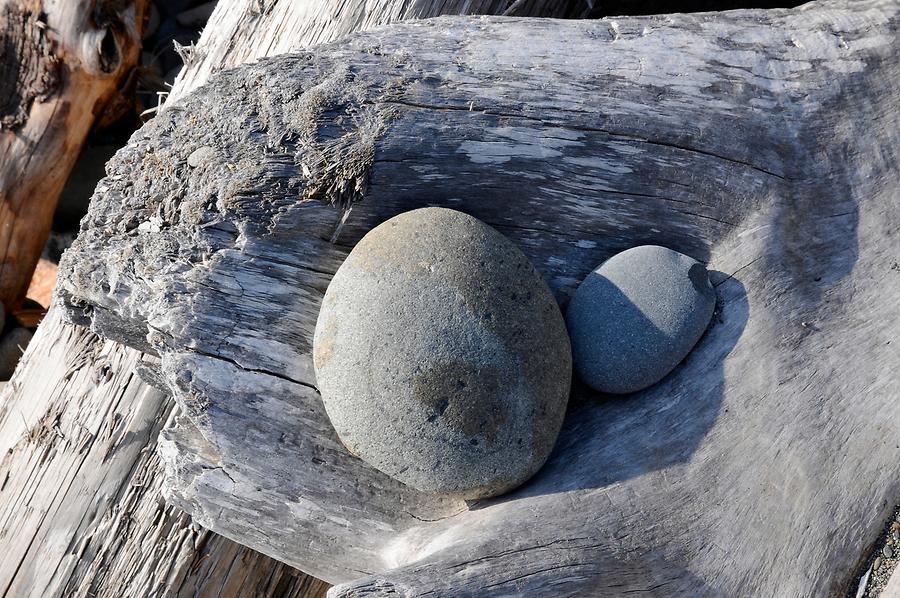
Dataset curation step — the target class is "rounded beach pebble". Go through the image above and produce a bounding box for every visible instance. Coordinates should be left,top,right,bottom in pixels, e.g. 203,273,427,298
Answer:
566,245,716,394
313,207,572,499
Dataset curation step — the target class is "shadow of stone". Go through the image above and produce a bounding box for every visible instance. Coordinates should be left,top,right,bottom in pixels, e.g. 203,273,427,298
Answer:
477,271,748,502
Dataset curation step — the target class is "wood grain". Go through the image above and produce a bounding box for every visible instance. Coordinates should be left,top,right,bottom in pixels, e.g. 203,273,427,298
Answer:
0,309,330,597
0,1,604,596
57,0,900,595
0,0,147,309
884,567,900,598
165,0,589,107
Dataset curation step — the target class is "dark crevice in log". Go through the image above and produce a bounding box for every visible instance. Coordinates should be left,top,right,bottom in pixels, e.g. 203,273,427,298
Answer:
595,0,806,16
503,0,807,18
163,332,321,392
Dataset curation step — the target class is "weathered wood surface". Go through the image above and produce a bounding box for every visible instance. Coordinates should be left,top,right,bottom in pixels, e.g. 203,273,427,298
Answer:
0,0,147,309
0,0,329,592
0,1,596,596
884,567,900,598
0,309,329,597
58,0,899,595
165,0,589,106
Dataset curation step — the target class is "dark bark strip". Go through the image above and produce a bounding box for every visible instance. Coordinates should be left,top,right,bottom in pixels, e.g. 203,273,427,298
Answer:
0,4,60,130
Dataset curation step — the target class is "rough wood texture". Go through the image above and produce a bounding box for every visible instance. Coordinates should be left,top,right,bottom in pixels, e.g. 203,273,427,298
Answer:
0,334,331,593
885,567,900,598
0,1,595,596
0,0,147,309
0,309,330,597
165,0,588,106
58,0,899,595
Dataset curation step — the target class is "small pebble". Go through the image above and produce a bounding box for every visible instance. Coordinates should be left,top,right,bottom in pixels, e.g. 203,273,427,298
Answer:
187,146,216,168
875,557,883,570
884,545,894,559
893,530,899,542
566,245,716,394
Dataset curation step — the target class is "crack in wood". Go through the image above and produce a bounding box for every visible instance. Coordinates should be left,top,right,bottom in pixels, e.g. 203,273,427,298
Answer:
375,98,787,180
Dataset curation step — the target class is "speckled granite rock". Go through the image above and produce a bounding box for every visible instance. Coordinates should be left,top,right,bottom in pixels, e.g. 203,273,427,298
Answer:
313,207,572,499
566,245,716,394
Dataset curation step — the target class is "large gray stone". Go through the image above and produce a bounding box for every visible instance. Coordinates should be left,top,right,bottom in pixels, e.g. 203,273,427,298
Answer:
313,207,572,499
566,245,716,394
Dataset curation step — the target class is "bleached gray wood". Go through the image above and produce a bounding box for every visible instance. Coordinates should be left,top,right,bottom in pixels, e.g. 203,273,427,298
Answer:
0,1,601,596
2,0,531,595
0,309,329,597
0,0,332,580
165,0,588,106
58,0,899,596
884,567,900,598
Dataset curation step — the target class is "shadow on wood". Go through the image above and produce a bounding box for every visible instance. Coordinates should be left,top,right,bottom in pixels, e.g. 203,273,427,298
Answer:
508,274,748,499
56,0,898,595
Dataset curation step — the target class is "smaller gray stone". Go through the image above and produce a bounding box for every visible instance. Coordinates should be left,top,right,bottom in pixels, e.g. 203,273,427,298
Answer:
875,557,884,570
884,545,894,559
566,245,716,394
0,327,33,381
893,530,899,542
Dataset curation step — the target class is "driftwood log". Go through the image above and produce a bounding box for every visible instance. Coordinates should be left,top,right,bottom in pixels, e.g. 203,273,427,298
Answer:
0,1,587,596
0,0,147,308
886,568,900,598
56,0,900,595
0,311,327,597
0,1,330,589
165,0,590,107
